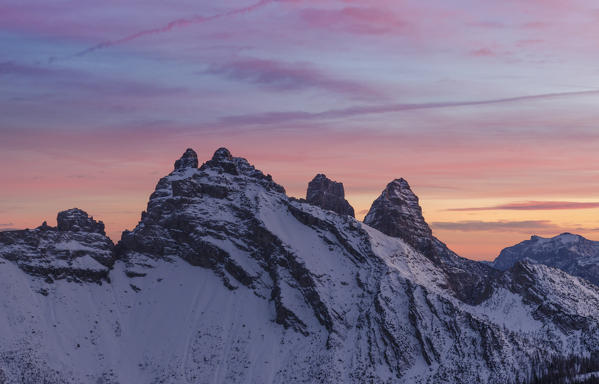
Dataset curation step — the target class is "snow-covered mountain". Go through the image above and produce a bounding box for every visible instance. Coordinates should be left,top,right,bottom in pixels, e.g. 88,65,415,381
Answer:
491,233,599,286
1,148,599,383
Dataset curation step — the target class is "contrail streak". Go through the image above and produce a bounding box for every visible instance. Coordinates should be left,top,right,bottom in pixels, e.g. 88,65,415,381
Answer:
219,89,599,125
61,0,271,59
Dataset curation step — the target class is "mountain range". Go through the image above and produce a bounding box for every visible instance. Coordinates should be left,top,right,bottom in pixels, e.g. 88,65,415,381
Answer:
1,147,598,384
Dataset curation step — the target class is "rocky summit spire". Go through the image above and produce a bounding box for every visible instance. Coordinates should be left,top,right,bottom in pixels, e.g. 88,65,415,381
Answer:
306,174,355,217
212,147,233,162
364,178,496,305
57,208,106,235
201,147,238,174
364,178,432,253
174,148,198,170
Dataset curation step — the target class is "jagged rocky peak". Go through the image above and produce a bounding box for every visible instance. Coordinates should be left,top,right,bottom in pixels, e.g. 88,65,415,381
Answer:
173,148,198,170
212,147,233,161
306,173,355,217
119,146,287,265
200,147,238,174
206,147,235,167
57,208,105,235
365,178,497,306
364,178,432,252
197,147,284,193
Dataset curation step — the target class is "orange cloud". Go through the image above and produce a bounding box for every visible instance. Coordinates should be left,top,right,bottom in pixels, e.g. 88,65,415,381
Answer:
448,201,599,211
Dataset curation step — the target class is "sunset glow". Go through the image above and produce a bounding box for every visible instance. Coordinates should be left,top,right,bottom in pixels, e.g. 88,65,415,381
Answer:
2,0,599,259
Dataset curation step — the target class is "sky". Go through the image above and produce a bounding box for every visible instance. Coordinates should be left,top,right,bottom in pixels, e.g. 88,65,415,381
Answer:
2,0,599,260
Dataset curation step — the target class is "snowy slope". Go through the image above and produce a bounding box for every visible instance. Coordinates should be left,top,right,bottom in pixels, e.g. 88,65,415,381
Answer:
1,148,599,383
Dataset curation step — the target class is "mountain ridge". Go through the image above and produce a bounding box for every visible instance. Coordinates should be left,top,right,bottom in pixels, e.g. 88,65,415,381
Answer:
491,232,599,286
0,147,598,383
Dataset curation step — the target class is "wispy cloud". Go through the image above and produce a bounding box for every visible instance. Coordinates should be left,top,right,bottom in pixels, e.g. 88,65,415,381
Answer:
0,223,14,227
431,220,561,232
448,201,599,211
219,89,599,125
206,58,381,99
299,7,405,35
1,61,184,95
470,48,496,57
64,0,272,59
0,61,52,76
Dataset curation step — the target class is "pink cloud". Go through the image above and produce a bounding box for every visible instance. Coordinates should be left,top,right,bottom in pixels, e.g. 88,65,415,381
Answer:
3,0,599,259
470,48,496,57
206,58,381,99
516,39,544,47
299,6,405,35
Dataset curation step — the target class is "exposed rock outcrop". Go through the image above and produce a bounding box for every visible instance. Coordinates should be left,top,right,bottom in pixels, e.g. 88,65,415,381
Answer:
0,208,114,282
364,178,431,252
305,174,355,217
173,148,198,170
364,177,496,305
57,208,106,235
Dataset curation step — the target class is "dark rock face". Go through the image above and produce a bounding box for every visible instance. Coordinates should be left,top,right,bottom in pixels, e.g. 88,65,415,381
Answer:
364,178,432,252
117,147,288,282
306,174,355,217
212,147,233,162
57,208,106,235
0,209,114,282
492,233,599,286
118,147,359,338
173,148,199,170
364,178,496,305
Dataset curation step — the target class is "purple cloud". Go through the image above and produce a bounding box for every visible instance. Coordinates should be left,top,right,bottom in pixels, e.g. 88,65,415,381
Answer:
448,201,599,211
206,58,381,99
470,48,496,57
1,60,186,100
0,61,54,77
299,7,405,35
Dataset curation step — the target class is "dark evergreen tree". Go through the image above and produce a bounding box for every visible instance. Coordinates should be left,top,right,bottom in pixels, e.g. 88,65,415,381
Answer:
524,352,599,384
